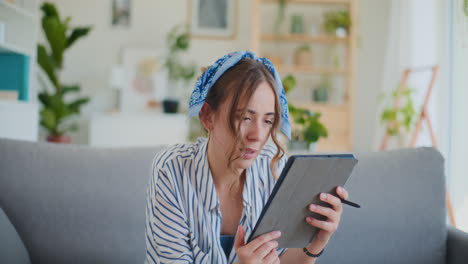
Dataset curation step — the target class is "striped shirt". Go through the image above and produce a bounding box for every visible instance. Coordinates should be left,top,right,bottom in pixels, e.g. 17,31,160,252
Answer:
145,137,288,264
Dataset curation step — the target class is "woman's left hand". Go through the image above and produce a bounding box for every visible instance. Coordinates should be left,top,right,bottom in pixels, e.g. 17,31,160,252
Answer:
305,186,349,248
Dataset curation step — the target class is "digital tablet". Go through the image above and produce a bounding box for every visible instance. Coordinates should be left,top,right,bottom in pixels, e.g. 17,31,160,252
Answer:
247,154,358,248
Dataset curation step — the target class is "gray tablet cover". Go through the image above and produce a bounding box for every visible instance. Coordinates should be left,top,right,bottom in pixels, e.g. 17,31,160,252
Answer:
248,154,358,248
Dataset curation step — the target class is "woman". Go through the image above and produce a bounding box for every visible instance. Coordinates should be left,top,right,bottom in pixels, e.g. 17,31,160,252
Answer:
145,51,350,264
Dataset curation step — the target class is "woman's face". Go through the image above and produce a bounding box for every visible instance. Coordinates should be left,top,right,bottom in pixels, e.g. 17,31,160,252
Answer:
210,81,276,170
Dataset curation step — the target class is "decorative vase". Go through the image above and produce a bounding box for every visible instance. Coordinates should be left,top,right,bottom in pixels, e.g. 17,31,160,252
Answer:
288,140,308,151
47,134,72,144
308,142,317,152
290,14,305,34
163,99,179,113
313,85,329,102
335,27,347,38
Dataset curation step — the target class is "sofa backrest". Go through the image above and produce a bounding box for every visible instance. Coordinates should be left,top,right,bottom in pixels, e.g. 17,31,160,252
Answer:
0,138,162,264
0,139,447,264
319,147,447,264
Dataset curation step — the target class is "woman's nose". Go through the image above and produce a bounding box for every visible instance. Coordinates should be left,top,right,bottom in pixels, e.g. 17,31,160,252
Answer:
246,121,263,141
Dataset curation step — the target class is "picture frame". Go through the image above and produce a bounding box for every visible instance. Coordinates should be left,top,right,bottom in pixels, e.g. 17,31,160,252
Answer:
188,0,237,39
112,0,131,27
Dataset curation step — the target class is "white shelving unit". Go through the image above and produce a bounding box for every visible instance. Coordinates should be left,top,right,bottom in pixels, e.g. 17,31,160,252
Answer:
0,0,39,141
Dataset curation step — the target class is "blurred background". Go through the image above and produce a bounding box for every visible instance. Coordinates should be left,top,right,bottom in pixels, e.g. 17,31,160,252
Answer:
0,0,467,230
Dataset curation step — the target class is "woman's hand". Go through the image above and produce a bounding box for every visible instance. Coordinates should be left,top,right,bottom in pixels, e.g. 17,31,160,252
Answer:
233,225,281,264
305,186,349,250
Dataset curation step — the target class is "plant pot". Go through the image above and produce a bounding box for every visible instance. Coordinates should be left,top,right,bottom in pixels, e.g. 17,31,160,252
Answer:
313,86,329,102
288,141,318,152
266,55,283,66
290,14,305,34
294,51,313,67
47,134,71,144
162,99,179,113
288,140,308,151
335,27,347,38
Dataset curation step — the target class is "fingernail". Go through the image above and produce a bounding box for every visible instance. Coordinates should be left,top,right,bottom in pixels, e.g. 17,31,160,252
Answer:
309,204,316,210
275,231,281,236
321,193,327,200
338,186,344,192
306,216,313,222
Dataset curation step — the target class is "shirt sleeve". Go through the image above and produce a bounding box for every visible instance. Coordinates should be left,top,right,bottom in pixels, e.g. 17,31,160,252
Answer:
145,164,193,264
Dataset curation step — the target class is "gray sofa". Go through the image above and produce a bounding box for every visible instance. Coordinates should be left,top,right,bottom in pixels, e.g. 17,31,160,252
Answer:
0,138,467,264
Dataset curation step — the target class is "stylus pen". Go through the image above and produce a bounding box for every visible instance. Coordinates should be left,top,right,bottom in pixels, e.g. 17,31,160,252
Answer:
340,198,361,208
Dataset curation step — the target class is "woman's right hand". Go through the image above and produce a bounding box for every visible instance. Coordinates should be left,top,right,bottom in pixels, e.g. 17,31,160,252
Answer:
233,225,281,264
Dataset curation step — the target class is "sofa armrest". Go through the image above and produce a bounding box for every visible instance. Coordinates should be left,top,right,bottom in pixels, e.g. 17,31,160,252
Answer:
447,226,468,264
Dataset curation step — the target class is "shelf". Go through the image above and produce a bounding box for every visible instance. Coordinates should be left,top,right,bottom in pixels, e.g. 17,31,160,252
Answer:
0,100,38,141
262,0,351,5
0,41,33,56
292,102,349,111
0,0,35,20
262,34,348,44
277,65,346,75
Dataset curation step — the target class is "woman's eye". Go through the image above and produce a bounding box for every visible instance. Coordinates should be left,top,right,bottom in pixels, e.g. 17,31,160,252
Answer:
265,120,274,125
243,117,251,121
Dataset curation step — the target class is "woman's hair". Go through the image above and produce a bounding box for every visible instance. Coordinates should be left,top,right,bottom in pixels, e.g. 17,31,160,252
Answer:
199,58,286,189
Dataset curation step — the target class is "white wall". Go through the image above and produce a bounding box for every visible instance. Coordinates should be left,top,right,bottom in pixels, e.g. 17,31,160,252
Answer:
354,0,391,152
447,0,468,230
38,0,392,151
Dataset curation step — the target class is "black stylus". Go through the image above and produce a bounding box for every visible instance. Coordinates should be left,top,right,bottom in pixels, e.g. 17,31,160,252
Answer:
340,198,361,208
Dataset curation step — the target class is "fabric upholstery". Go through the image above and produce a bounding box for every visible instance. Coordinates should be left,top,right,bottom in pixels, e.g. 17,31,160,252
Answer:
0,208,31,264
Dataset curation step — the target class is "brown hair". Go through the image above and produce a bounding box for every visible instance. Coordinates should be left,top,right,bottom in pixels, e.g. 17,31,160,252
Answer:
199,58,286,190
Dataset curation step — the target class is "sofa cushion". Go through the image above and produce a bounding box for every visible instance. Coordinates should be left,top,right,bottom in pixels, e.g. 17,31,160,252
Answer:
0,208,31,264
318,147,447,264
0,139,163,264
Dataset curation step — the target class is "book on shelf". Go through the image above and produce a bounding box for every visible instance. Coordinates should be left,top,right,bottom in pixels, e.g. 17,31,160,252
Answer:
0,91,18,101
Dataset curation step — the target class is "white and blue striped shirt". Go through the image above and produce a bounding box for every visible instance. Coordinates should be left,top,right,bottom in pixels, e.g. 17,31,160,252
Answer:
145,137,288,264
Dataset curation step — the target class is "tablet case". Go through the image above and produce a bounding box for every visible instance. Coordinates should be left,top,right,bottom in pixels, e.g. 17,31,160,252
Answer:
247,154,358,248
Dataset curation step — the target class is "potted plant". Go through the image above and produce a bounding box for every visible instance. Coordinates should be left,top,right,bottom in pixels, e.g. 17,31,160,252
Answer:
288,105,328,151
379,86,418,146
323,10,351,38
290,14,305,34
273,0,287,35
37,2,92,143
282,75,328,151
293,44,313,67
162,25,196,113
313,74,331,102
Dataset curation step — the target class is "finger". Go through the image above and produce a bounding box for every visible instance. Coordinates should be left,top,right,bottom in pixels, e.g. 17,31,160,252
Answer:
320,193,343,213
254,240,278,259
262,248,279,264
308,204,338,221
306,216,338,233
336,186,349,200
234,225,245,249
247,230,281,252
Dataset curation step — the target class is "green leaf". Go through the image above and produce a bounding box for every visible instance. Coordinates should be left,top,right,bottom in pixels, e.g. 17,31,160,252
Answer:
62,85,80,94
37,44,59,89
40,108,57,133
282,75,296,94
66,27,92,49
175,34,189,50
41,2,59,18
42,14,67,68
381,109,397,121
68,97,90,114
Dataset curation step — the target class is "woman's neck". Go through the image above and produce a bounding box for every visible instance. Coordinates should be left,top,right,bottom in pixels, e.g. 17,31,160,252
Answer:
206,138,243,189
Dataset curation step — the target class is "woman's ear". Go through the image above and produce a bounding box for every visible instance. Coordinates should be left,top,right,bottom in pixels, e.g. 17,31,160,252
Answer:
200,103,214,131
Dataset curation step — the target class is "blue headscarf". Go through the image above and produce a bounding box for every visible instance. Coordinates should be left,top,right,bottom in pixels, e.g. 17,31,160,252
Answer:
188,51,291,140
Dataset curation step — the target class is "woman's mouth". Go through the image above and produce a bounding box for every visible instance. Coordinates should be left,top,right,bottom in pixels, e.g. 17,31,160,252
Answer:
241,148,257,159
